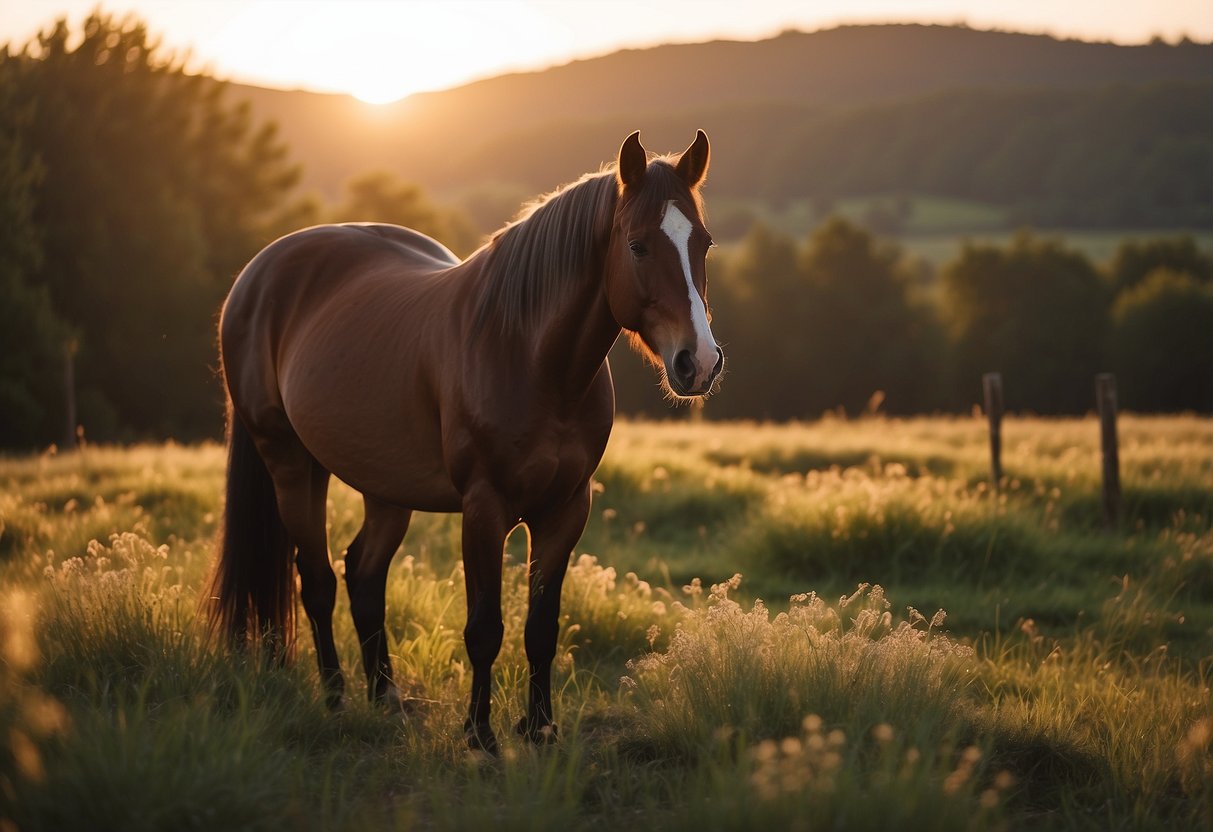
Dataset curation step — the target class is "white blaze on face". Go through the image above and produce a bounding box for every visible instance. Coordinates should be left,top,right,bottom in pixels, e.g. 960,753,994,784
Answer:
659,200,718,388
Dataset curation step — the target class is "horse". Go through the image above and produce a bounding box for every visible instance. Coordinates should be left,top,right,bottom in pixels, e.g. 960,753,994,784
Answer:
207,130,723,753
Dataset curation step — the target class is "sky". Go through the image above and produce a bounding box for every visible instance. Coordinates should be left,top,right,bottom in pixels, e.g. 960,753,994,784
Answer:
4,0,1212,103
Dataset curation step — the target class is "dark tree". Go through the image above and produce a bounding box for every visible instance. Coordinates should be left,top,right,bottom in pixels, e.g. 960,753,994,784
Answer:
1110,269,1213,413
941,231,1109,413
0,82,68,448
708,222,805,419
1,12,302,441
1107,235,1213,294
795,217,941,416
331,171,480,256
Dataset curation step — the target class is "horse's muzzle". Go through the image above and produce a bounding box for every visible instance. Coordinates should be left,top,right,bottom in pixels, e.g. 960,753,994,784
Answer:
669,346,724,397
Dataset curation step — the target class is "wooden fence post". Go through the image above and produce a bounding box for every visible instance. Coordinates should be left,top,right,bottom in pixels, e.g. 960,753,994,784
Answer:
1096,373,1121,527
982,372,1004,492
64,339,78,450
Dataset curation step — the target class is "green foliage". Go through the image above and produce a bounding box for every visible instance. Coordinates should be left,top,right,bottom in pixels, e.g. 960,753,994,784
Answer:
0,92,67,448
0,12,302,442
709,222,804,418
1108,234,1213,294
941,231,1110,413
1110,269,1213,412
330,171,480,257
797,217,942,414
620,219,1211,419
693,219,943,421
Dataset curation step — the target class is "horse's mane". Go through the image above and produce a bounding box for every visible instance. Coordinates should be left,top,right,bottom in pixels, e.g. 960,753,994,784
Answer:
472,170,619,335
471,158,701,336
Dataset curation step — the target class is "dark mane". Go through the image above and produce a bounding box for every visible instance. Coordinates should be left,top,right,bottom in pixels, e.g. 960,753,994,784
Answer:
472,170,619,335
471,158,703,335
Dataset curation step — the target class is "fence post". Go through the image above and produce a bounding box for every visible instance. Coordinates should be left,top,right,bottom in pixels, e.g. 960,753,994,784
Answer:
63,339,78,450
982,372,1004,492
1095,373,1121,527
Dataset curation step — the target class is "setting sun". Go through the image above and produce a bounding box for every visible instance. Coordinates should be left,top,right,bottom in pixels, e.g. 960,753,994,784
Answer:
193,0,575,103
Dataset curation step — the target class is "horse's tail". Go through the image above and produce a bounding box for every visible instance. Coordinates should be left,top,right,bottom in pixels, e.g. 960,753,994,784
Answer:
205,402,296,659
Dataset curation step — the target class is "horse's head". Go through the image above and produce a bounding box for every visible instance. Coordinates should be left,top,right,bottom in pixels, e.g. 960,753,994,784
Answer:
606,130,724,399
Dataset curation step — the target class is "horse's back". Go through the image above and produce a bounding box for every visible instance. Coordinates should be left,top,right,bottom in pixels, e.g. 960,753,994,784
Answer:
227,222,457,306
222,222,460,348
337,223,461,269
220,223,467,510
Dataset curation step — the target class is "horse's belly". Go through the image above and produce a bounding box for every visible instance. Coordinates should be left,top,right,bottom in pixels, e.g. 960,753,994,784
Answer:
284,385,462,513
309,427,462,512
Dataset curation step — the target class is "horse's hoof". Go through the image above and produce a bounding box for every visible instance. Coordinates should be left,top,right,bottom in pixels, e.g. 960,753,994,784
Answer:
373,682,404,710
464,720,499,756
516,717,559,745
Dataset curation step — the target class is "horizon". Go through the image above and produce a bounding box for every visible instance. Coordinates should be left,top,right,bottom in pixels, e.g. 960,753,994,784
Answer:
4,0,1213,104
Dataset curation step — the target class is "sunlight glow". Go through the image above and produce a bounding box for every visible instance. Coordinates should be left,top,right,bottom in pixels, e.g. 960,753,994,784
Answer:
194,1,573,103
4,0,1210,102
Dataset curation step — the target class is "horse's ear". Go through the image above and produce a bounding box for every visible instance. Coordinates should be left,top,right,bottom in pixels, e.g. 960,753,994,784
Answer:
617,131,647,191
675,129,710,188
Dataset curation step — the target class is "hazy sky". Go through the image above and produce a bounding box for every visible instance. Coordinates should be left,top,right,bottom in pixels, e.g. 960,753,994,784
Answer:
5,0,1212,103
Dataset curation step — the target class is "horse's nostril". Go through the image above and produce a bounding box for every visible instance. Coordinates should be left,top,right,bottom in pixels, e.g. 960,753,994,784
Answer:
673,349,696,384
712,347,724,378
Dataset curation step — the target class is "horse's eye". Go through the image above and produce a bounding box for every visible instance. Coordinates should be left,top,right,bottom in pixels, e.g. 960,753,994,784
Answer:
629,240,647,258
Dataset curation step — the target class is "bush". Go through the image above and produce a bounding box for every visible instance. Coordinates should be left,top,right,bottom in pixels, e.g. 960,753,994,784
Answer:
1110,269,1213,413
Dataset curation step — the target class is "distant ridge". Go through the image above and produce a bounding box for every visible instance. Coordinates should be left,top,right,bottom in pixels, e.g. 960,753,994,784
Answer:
232,24,1213,228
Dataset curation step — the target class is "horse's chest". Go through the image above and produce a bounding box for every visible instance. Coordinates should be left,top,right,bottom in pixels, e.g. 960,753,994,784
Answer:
510,433,597,505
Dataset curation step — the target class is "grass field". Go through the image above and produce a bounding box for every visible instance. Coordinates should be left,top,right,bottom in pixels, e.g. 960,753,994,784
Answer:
2,416,1211,830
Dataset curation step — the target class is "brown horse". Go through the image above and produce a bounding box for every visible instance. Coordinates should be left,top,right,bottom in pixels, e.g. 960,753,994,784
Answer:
208,130,722,753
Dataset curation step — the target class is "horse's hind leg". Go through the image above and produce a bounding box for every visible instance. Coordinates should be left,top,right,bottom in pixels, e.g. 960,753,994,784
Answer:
343,496,411,703
262,445,344,708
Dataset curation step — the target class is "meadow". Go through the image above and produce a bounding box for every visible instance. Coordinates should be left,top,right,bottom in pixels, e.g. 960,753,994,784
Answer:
1,415,1211,830
711,193,1213,270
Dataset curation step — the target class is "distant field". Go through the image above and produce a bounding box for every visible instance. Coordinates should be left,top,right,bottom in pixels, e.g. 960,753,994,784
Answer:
899,227,1213,270
711,193,1213,269
2,416,1211,829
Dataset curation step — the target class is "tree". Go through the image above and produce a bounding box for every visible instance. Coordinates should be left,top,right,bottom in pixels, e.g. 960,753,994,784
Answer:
1109,269,1213,413
941,231,1109,413
0,82,68,448
1107,235,1213,294
695,218,942,420
1,13,302,440
796,217,942,416
331,171,480,256
708,222,806,419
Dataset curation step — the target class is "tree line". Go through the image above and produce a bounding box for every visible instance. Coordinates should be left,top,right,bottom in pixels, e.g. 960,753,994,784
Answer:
1,13,1210,450
611,221,1211,420
0,13,474,448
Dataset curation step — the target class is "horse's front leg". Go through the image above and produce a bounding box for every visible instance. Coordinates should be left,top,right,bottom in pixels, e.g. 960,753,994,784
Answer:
517,483,592,744
460,484,512,754
343,497,412,704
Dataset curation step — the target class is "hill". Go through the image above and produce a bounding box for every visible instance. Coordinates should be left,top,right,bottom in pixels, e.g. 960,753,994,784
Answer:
231,24,1213,229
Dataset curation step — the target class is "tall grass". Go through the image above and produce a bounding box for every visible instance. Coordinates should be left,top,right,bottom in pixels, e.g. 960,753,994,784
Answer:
0,416,1211,829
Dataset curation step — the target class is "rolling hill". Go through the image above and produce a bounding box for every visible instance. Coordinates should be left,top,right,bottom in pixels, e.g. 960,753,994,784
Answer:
230,24,1213,229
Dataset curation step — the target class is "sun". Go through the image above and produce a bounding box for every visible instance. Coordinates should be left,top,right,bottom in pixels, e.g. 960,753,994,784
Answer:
201,1,574,104
351,83,407,106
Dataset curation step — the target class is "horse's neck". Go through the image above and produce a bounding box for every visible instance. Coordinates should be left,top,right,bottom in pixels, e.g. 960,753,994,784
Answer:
529,262,620,404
